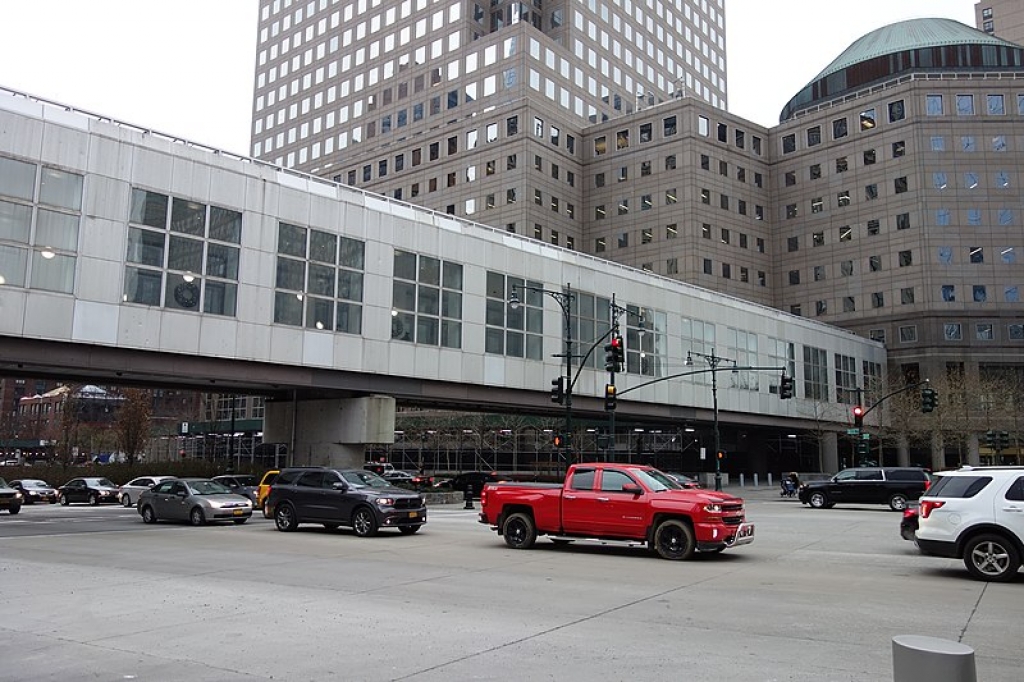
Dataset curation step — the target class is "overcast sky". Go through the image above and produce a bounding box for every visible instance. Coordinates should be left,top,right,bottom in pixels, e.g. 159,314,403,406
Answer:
0,1,978,156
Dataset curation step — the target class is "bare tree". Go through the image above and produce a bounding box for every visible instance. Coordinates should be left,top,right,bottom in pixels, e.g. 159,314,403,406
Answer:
115,388,153,468
54,384,84,468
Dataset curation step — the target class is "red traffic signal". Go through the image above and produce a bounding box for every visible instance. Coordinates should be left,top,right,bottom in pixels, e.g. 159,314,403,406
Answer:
852,405,864,428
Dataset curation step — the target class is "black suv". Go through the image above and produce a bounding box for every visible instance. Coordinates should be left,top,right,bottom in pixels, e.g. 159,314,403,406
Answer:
267,467,426,536
798,467,931,511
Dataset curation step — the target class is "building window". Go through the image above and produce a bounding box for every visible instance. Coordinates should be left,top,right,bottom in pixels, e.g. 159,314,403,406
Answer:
941,284,955,302
811,197,823,214
618,232,629,248
860,108,876,130
595,237,605,252
899,250,913,267
871,292,884,308
782,134,796,154
836,157,848,173
788,270,800,285
894,177,908,193
785,171,796,187
664,116,677,136
837,190,850,207
639,123,652,143
901,287,915,305
888,99,906,122
807,126,821,147
956,94,975,116
485,272,541,359
944,323,963,341
867,219,880,236
787,236,799,252
899,326,917,343
594,136,607,155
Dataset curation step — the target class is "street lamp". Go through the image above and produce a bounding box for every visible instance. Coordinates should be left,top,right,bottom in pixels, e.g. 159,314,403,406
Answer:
509,283,575,464
685,349,736,491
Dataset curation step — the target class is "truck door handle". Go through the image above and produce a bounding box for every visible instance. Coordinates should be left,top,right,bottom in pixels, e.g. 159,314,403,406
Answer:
1003,507,1023,513
597,497,610,502
564,495,576,501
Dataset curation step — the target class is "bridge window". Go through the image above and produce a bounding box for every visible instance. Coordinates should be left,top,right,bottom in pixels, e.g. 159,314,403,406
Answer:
392,250,462,348
485,272,542,359
272,221,364,334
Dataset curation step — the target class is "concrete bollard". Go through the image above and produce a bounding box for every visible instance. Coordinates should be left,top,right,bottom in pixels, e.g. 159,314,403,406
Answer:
754,473,759,488
463,485,474,510
892,635,976,682
739,473,745,487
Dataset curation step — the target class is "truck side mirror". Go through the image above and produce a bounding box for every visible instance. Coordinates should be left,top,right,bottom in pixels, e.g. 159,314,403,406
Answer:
622,483,642,495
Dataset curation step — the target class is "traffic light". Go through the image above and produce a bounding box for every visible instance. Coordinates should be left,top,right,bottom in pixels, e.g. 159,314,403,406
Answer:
779,374,794,400
716,451,725,460
998,431,1011,451
553,433,565,449
984,430,996,449
852,405,864,429
920,387,938,413
604,334,624,372
604,383,617,411
550,376,565,404
856,440,870,459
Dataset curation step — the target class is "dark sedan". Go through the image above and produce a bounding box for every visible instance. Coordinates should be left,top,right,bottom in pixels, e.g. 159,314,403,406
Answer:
10,479,58,504
58,477,121,506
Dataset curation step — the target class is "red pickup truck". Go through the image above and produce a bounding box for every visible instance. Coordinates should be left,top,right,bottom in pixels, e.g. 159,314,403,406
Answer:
478,462,754,560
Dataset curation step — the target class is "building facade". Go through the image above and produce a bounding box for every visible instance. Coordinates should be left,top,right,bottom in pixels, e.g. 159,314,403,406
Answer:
977,0,1024,44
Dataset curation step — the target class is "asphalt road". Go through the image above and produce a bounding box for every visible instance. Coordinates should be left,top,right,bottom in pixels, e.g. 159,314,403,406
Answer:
0,489,1020,682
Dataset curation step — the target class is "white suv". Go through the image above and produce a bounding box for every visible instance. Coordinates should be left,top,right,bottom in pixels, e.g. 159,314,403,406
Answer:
916,466,1024,582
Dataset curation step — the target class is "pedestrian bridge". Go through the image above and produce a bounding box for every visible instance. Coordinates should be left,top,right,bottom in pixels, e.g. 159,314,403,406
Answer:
0,90,883,467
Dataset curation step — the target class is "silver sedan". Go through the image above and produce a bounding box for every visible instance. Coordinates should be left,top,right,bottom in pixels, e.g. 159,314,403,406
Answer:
137,478,253,526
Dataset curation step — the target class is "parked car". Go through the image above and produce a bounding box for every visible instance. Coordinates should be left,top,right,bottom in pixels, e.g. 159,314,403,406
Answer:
662,472,705,489
916,466,1024,582
383,470,434,489
137,478,253,526
119,476,176,507
257,470,280,518
267,467,426,536
58,477,121,506
900,502,919,543
10,479,57,504
447,471,508,499
798,467,931,511
212,474,260,505
0,478,22,514
364,462,397,476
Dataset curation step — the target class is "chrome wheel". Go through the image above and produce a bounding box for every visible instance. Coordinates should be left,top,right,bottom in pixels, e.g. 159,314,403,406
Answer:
141,506,157,524
189,507,206,526
121,494,133,508
964,535,1020,582
274,503,298,532
352,508,378,537
809,491,829,509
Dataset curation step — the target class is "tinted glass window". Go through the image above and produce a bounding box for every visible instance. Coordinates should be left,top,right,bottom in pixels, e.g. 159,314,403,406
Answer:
835,470,857,481
569,469,595,490
297,472,324,487
600,470,636,492
927,475,991,498
855,469,883,481
276,470,307,485
886,469,926,481
153,482,175,494
1004,477,1024,501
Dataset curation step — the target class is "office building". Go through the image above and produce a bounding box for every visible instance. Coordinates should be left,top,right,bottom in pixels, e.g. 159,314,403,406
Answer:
977,0,1024,44
250,5,1024,460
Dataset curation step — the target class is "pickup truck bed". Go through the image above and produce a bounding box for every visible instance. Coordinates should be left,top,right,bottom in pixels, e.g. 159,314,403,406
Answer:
479,463,753,560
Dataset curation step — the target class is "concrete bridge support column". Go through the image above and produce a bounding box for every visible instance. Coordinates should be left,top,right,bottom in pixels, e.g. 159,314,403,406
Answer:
821,431,839,473
263,395,396,469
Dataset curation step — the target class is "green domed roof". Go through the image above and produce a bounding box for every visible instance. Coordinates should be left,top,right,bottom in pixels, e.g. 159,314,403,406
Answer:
812,17,1018,83
780,18,1024,121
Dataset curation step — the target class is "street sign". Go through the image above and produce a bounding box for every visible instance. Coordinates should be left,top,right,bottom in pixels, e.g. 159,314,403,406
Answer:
846,428,861,435
861,433,871,440
180,422,189,435
700,447,706,460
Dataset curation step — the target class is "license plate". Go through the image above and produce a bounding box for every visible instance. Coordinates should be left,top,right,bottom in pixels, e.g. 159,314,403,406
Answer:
233,510,244,516
408,511,419,518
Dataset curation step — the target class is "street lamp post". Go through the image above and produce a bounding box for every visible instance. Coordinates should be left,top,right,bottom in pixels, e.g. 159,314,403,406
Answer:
685,349,735,492
509,283,575,464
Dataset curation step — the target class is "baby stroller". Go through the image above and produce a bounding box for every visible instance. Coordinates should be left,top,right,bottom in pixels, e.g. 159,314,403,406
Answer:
780,477,799,498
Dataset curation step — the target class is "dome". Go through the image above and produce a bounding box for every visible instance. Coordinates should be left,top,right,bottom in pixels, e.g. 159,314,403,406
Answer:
780,18,1024,122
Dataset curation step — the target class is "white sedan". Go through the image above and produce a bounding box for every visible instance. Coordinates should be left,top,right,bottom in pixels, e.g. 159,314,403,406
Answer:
119,476,175,507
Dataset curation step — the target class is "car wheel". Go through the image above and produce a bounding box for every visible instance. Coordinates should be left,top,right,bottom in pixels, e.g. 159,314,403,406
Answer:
9,505,20,515
888,493,909,512
502,512,537,550
653,519,696,561
808,491,829,509
274,503,298,532
141,506,157,524
121,494,132,508
352,507,379,537
89,493,100,507
399,525,420,535
963,534,1021,582
233,518,248,525
59,494,69,506
189,507,206,526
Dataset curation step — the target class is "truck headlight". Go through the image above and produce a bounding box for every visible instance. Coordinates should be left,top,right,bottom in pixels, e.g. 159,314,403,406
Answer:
703,503,722,513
